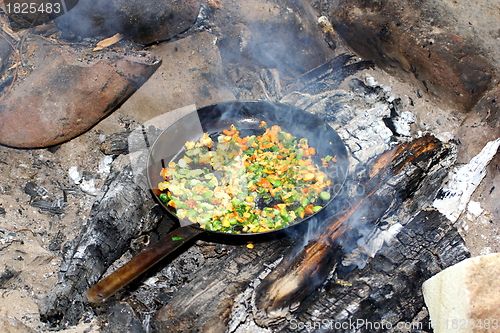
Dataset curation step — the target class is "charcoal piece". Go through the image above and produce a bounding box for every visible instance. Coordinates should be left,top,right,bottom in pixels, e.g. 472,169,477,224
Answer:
100,131,133,155
104,302,146,333
48,231,66,252
100,126,165,156
0,32,14,76
30,199,64,215
0,267,19,288
24,182,48,197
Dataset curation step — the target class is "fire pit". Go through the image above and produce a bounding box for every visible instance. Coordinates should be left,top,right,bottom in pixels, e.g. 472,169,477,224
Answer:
0,0,499,332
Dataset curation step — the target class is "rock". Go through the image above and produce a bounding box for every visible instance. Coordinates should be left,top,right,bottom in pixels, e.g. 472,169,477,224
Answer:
0,317,36,333
114,31,236,124
215,0,334,82
0,36,161,148
456,85,500,164
329,0,495,112
54,0,201,44
423,253,500,333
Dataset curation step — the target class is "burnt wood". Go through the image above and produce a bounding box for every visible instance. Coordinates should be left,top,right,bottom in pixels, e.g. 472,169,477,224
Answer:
275,209,469,333
38,152,163,328
253,136,444,325
151,136,468,332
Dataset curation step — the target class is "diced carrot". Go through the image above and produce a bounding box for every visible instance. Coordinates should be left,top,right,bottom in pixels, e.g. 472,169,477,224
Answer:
223,129,237,136
305,204,315,215
186,199,198,208
236,137,248,145
270,188,280,197
160,168,168,178
256,178,272,188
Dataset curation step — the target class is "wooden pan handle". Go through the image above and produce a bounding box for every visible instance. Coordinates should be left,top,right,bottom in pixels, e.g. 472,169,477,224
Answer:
86,225,204,303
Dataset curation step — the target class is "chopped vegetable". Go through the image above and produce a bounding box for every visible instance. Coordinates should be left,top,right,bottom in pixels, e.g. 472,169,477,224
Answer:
171,237,183,241
157,124,334,233
319,191,331,201
159,193,169,203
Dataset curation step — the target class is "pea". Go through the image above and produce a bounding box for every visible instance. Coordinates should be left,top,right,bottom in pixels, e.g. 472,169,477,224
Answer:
320,191,331,201
159,193,169,203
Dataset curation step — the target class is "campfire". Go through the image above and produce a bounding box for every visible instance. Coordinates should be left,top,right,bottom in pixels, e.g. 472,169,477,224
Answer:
0,0,499,332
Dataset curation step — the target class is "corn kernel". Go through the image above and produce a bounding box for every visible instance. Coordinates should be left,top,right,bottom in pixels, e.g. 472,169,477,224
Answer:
303,173,315,181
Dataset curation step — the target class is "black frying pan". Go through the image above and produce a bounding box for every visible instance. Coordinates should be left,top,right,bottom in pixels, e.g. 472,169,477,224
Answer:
86,101,349,303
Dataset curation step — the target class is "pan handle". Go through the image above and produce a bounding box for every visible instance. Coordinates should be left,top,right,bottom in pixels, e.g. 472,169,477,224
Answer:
86,225,204,303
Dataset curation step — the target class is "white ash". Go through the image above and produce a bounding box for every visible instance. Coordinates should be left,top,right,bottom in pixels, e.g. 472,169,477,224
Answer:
68,166,82,185
435,131,454,143
342,223,404,268
226,257,284,333
433,138,500,223
80,178,97,196
467,201,484,217
98,155,114,174
392,110,416,137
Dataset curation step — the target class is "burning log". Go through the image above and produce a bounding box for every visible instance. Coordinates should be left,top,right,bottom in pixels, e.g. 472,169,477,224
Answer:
152,135,467,331
38,152,166,328
252,135,444,325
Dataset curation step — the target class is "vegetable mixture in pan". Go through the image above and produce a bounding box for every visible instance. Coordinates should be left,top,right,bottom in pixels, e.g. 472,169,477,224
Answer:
157,122,335,233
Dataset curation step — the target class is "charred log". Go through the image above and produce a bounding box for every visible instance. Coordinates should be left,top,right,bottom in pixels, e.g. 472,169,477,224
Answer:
151,136,466,332
252,136,444,326
275,209,469,333
38,153,163,328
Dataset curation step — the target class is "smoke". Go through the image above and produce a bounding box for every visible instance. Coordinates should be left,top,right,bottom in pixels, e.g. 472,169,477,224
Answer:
54,0,202,43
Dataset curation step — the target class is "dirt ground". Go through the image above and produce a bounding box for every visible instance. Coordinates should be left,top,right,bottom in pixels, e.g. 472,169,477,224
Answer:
1,1,499,332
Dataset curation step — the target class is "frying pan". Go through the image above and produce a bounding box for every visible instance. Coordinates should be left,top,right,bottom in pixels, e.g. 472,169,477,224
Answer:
86,101,349,303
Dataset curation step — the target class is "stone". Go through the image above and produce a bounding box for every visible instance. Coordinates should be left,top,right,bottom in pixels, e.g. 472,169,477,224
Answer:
218,0,333,78
114,31,236,124
0,36,161,148
54,0,201,44
456,85,500,163
329,0,495,112
0,317,36,333
423,253,500,333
